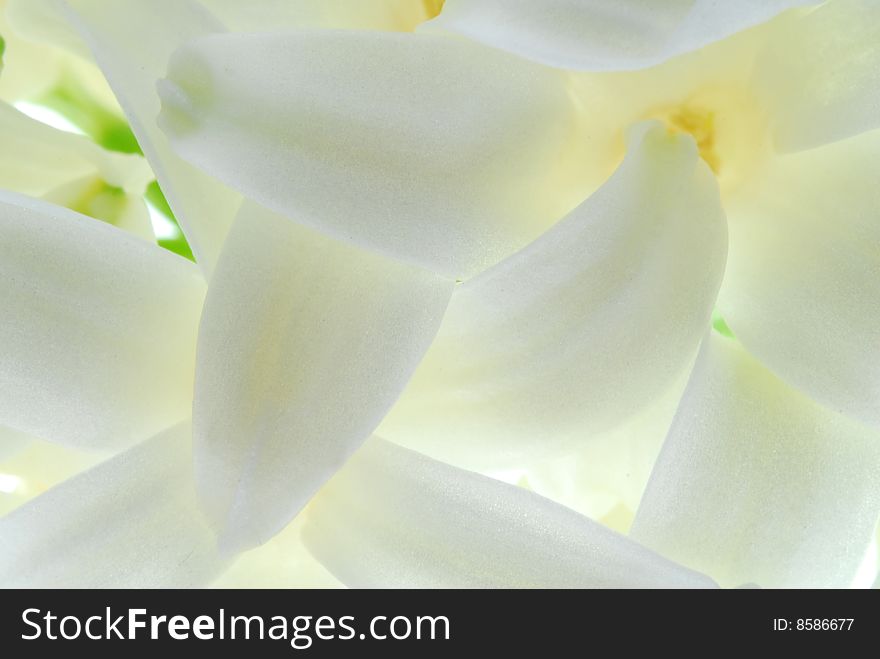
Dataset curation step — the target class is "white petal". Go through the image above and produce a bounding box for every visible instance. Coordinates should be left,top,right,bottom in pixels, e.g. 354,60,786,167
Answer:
524,370,690,533
0,423,226,588
0,100,150,196
752,0,880,151
0,191,205,449
6,0,94,60
425,0,812,71
851,531,878,588
303,438,716,588
0,5,68,101
0,1,120,114
0,427,33,462
200,0,442,32
55,0,241,274
379,123,727,468
718,130,880,427
0,437,106,516
158,30,600,278
193,201,452,553
41,176,154,241
631,334,880,588
212,516,341,589
0,101,154,240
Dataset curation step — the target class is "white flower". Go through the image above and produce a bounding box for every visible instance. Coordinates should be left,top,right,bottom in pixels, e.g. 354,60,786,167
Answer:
0,0,877,589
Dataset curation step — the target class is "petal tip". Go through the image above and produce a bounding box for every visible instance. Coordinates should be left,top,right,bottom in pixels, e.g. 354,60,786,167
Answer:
156,77,198,138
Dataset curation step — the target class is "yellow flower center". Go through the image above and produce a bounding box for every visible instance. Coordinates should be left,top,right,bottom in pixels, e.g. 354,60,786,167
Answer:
662,105,721,174
650,85,770,196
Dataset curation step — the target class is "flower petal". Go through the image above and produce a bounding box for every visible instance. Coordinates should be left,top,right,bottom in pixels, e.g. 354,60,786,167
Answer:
0,437,105,516
0,101,153,239
0,0,120,116
55,0,241,274
752,0,880,151
0,191,205,449
158,30,599,278
211,516,341,589
0,4,69,101
424,0,812,71
303,437,716,588
0,100,150,196
524,371,689,533
717,129,880,427
200,0,442,32
41,176,154,241
379,123,726,468
631,334,880,588
6,0,94,61
0,427,32,462
853,530,878,588
0,423,226,587
193,201,452,553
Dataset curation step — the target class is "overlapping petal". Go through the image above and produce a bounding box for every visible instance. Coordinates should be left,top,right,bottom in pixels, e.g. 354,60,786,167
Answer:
0,101,153,239
212,516,341,589
631,334,880,588
193,201,452,553
0,191,204,449
0,435,105,516
378,123,726,467
524,372,689,532
6,0,93,60
158,30,600,279
41,175,153,240
0,100,149,195
303,437,716,588
0,0,119,116
53,0,241,273
718,129,880,427
424,0,812,71
0,423,225,587
752,0,880,151
0,4,68,101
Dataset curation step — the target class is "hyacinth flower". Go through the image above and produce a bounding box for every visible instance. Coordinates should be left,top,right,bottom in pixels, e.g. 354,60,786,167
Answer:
0,0,877,589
